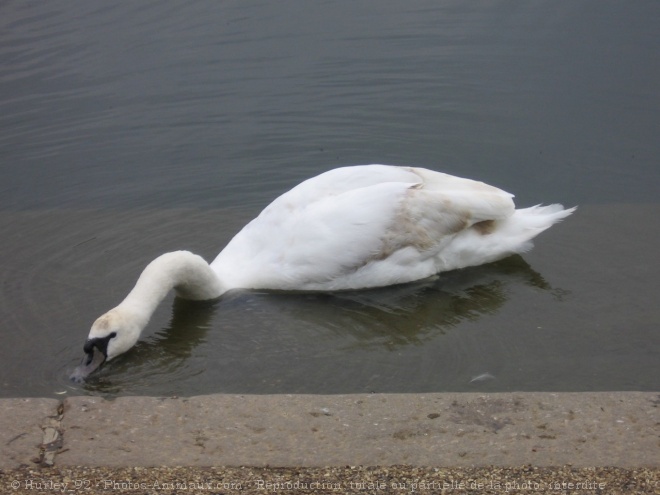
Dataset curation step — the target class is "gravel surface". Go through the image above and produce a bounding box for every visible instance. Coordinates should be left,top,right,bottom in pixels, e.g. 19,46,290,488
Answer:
2,465,658,494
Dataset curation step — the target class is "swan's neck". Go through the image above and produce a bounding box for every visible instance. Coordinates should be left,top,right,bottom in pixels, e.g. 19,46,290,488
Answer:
117,251,225,323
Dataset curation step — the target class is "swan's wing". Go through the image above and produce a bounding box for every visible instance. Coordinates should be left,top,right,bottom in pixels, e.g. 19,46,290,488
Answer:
213,165,515,290
262,164,422,208
407,166,514,223
213,180,413,289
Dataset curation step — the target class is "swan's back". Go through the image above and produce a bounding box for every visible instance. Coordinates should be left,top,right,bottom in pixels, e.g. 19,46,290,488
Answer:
211,165,573,291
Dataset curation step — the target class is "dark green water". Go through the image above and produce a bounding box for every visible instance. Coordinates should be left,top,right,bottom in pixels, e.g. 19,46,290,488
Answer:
1,1,658,397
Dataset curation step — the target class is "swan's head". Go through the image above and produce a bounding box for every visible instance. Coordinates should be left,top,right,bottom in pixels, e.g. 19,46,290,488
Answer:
70,308,143,382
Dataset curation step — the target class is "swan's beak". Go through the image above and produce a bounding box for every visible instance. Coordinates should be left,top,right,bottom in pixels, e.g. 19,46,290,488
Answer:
69,339,108,383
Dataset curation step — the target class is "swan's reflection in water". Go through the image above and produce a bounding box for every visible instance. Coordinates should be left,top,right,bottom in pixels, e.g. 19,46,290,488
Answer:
78,255,564,396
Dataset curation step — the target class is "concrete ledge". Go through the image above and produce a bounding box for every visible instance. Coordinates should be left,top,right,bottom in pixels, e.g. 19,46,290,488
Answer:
0,398,61,469
1,392,658,469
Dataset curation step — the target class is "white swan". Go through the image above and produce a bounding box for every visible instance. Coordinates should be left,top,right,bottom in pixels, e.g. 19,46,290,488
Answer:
71,164,575,381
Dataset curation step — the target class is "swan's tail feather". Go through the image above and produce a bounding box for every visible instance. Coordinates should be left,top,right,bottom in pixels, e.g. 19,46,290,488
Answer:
514,204,576,230
510,204,577,238
438,204,576,271
499,204,576,252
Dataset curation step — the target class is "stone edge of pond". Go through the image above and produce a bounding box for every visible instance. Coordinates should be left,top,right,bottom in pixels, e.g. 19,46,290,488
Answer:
1,392,658,470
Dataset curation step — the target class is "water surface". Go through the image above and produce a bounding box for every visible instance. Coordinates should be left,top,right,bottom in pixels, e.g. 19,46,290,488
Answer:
0,1,658,397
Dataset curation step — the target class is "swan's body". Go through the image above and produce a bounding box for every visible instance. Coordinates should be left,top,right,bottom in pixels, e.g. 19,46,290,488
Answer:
71,165,575,381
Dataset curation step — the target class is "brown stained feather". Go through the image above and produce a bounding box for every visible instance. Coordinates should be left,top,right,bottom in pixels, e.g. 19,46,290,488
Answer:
472,219,496,235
